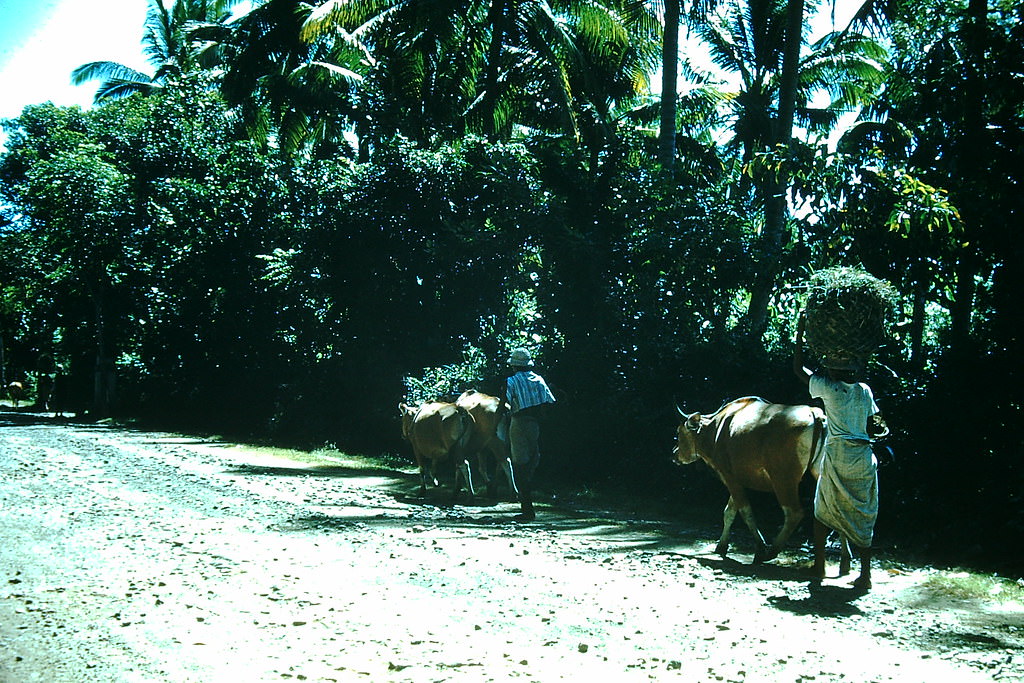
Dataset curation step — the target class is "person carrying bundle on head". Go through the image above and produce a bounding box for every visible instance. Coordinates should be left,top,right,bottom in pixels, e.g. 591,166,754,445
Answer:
794,311,888,590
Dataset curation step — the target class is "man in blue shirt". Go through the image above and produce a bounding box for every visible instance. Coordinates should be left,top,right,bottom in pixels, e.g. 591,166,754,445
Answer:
504,348,556,521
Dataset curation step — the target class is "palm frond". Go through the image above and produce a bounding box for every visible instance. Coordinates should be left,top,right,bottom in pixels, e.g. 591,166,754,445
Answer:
92,78,162,102
837,119,913,157
71,61,155,89
142,0,175,66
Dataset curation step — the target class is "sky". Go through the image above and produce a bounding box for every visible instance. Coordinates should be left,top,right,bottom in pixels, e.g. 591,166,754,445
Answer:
0,0,151,122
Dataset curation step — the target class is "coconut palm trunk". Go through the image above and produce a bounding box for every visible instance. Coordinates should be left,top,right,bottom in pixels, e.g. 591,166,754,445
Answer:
658,0,681,168
745,0,804,340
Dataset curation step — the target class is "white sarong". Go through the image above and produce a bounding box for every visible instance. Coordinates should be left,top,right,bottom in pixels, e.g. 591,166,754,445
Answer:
814,437,878,548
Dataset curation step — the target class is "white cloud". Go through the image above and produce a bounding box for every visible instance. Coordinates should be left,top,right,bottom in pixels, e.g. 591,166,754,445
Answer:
0,0,149,122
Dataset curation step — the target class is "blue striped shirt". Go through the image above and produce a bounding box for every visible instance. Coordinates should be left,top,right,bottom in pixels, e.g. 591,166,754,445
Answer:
506,371,556,414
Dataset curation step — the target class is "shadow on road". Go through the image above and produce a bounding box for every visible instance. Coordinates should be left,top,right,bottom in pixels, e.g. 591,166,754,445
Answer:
0,410,81,427
697,555,813,584
767,584,866,617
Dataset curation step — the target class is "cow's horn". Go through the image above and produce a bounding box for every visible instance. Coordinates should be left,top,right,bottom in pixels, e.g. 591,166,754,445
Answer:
675,401,686,417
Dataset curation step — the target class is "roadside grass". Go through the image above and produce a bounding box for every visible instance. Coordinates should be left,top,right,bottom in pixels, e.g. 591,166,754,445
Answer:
228,442,415,474
922,571,1024,604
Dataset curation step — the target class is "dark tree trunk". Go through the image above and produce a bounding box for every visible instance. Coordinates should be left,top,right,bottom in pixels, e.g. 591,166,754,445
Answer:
658,0,680,168
481,0,509,140
947,0,988,353
744,0,804,340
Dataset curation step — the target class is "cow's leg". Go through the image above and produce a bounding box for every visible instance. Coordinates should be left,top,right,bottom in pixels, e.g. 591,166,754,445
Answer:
475,452,491,486
413,450,429,497
759,504,804,562
763,485,806,560
477,450,498,499
716,498,739,556
500,457,519,497
728,490,769,562
457,458,475,498
739,509,771,563
450,459,463,502
450,457,475,502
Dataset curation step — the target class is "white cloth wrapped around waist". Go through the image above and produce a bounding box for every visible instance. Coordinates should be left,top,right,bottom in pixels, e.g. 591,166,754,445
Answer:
813,436,879,548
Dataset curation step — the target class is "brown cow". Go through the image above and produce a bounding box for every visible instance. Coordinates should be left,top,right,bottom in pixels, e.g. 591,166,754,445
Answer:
455,390,518,498
674,396,834,564
399,401,476,499
7,381,26,409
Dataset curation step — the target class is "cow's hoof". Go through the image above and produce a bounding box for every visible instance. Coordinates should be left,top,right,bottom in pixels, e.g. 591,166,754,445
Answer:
755,547,780,564
714,543,729,557
851,575,872,591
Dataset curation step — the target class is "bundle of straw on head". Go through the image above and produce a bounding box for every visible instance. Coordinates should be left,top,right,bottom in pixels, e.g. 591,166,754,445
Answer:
803,267,899,370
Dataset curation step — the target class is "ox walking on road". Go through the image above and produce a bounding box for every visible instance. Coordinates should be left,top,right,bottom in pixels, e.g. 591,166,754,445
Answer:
6,381,26,408
400,401,476,499
455,390,517,499
674,396,828,563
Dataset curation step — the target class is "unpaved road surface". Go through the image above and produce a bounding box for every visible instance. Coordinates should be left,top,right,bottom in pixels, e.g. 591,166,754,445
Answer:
2,412,1022,682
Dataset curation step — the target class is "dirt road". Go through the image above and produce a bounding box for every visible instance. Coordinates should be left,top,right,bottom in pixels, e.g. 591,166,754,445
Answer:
1,412,1022,682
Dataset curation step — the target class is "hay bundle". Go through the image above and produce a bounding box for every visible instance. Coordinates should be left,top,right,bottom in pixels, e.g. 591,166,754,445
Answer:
803,267,898,368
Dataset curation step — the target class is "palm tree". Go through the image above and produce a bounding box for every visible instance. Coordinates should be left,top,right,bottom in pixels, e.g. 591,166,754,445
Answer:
209,0,366,156
300,0,657,146
300,0,492,145
72,0,239,103
655,0,728,169
694,0,886,336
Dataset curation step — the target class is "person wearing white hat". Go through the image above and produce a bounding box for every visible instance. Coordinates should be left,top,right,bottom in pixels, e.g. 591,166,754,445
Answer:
504,348,556,521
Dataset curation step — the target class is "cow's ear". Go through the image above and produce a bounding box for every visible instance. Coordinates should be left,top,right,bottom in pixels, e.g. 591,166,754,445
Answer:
685,413,702,431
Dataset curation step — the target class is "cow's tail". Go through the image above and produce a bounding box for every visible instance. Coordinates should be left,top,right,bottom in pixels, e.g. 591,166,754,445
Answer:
808,408,826,479
453,407,477,495
454,407,475,455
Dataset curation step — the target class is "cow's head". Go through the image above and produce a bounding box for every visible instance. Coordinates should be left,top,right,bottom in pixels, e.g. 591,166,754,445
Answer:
673,405,706,465
399,403,417,440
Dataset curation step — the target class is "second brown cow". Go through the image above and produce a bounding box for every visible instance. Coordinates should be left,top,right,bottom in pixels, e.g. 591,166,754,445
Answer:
456,390,518,499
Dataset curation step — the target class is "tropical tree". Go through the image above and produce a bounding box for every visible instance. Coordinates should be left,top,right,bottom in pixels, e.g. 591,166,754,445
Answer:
299,0,659,148
0,103,137,415
692,0,886,338
876,0,1022,354
71,0,239,102
208,0,366,156
656,0,730,169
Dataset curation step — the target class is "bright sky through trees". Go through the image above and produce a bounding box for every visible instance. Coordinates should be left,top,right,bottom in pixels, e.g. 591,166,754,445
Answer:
0,0,864,147
0,0,150,121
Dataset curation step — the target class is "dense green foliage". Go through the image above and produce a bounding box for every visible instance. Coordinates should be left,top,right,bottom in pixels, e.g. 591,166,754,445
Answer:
1,0,1021,573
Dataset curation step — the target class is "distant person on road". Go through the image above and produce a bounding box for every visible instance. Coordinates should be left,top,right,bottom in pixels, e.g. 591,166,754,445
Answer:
504,348,556,522
793,312,888,590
